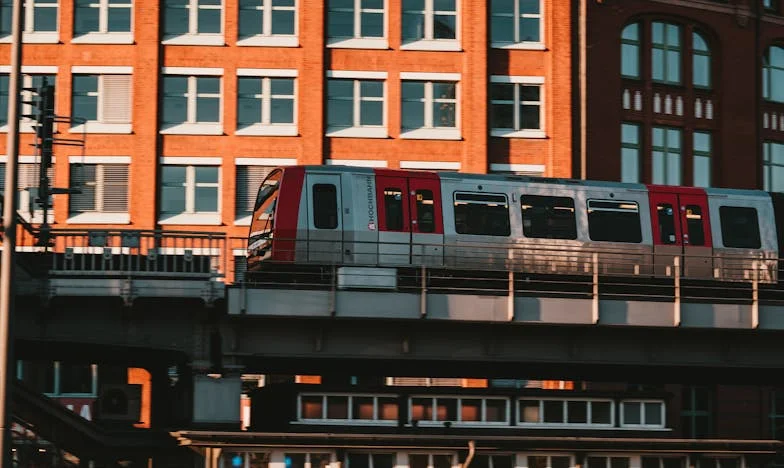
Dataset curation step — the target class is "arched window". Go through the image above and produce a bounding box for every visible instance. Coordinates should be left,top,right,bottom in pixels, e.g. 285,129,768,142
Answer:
692,32,711,88
651,21,681,84
764,45,784,103
621,23,640,78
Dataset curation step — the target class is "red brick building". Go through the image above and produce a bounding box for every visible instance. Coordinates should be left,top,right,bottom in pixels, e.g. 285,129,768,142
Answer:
583,0,784,189
0,0,572,244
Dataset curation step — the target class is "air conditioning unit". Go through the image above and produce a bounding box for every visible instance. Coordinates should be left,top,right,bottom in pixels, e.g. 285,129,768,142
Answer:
95,384,142,423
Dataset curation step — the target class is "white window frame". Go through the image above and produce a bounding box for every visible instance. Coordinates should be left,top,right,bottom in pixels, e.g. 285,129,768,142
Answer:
0,66,58,134
327,0,388,50
234,157,295,225
69,66,133,134
160,68,224,135
236,68,297,136
399,160,460,171
490,0,544,50
405,453,458,468
516,454,574,468
326,70,387,138
0,0,61,43
72,0,134,44
162,0,224,46
490,75,545,138
619,399,666,429
44,362,99,398
400,0,460,52
489,163,545,176
0,155,56,224
237,0,298,47
408,395,510,427
66,155,131,224
297,393,399,426
158,157,222,225
517,398,616,428
400,72,460,140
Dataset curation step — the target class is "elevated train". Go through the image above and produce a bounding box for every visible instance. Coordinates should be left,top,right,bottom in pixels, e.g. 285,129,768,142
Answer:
247,166,784,284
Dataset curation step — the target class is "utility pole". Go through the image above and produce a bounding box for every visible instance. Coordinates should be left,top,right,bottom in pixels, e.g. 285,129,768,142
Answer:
0,0,25,463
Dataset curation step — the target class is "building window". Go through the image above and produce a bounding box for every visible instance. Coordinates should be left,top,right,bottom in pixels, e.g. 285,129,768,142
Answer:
346,453,396,468
490,79,543,138
0,161,54,219
692,32,711,88
772,389,784,438
401,0,456,44
161,74,221,133
764,45,784,103
519,398,613,426
401,79,458,138
764,141,784,192
68,163,129,220
693,131,711,187
587,458,630,468
681,385,713,438
490,0,541,46
620,400,665,427
408,454,456,468
327,0,384,43
0,0,58,36
0,74,56,130
651,22,681,84
326,77,385,137
237,74,296,135
652,126,681,185
238,0,296,39
71,74,132,130
621,23,640,79
235,165,274,223
160,165,220,220
621,123,641,183
163,0,222,41
74,0,132,36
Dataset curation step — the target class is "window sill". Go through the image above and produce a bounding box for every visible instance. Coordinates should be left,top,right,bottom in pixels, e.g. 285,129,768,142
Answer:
159,213,222,225
327,37,388,50
326,126,388,138
400,40,461,52
491,129,546,139
236,35,298,47
235,216,251,226
72,33,134,44
0,32,59,43
67,213,131,224
400,128,461,140
70,123,132,134
18,213,54,224
162,34,225,46
160,123,223,135
236,124,298,136
0,122,60,133
491,41,546,50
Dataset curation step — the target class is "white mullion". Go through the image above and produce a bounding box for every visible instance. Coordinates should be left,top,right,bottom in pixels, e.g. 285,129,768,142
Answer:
99,0,108,32
322,395,327,419
514,0,520,43
263,0,272,35
95,164,104,211
96,75,104,123
261,77,271,124
513,84,520,130
353,79,361,127
187,76,197,123
372,396,378,420
90,363,98,394
538,84,544,131
25,0,34,32
426,0,434,39
424,82,433,127
189,0,198,34
185,165,195,212
354,0,362,38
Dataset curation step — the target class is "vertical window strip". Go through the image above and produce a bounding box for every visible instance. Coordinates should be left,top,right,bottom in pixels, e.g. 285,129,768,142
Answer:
764,141,784,192
651,126,682,185
621,122,641,183
764,45,784,103
620,23,640,78
693,131,711,187
692,32,711,88
651,22,681,84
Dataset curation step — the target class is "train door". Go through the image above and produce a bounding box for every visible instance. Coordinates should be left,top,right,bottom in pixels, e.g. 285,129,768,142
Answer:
376,175,411,265
306,173,343,264
408,177,444,267
649,189,712,278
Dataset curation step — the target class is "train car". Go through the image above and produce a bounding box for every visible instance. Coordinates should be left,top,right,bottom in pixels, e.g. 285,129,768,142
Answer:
246,166,778,284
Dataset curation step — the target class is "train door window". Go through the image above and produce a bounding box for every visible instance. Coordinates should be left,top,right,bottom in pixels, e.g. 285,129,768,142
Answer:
453,192,511,236
416,189,435,233
384,188,404,230
719,206,761,249
520,195,577,239
587,200,642,243
657,203,677,244
313,184,338,229
684,205,705,246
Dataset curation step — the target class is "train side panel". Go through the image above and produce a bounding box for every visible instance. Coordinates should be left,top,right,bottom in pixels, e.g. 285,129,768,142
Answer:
346,171,380,266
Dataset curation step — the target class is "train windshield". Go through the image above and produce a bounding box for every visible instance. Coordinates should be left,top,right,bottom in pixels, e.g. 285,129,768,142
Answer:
249,169,282,241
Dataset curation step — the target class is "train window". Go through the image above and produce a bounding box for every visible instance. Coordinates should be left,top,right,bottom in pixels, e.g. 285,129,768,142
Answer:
384,188,404,231
453,192,511,236
520,195,577,240
684,205,705,246
587,200,642,243
416,189,435,233
313,184,338,229
656,203,677,244
720,206,761,249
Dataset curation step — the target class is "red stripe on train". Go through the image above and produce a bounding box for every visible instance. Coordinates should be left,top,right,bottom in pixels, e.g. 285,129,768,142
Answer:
271,166,305,262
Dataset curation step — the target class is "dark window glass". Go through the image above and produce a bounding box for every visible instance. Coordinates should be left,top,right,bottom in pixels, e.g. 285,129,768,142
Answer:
454,192,511,236
461,399,481,422
521,195,577,239
286,454,306,468
587,200,642,243
409,455,428,468
373,454,395,468
300,395,323,418
326,395,348,419
720,206,760,248
552,457,570,468
353,396,374,419
485,399,506,422
436,397,457,421
492,456,513,468
567,400,587,423
519,399,539,422
645,402,662,425
19,360,55,394
347,454,370,468
610,459,630,468
416,189,435,233
657,203,677,244
592,401,612,424
642,458,659,468
378,397,398,420
384,188,404,230
542,400,563,423
684,204,705,246
588,459,607,468
59,362,93,394
313,184,338,229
